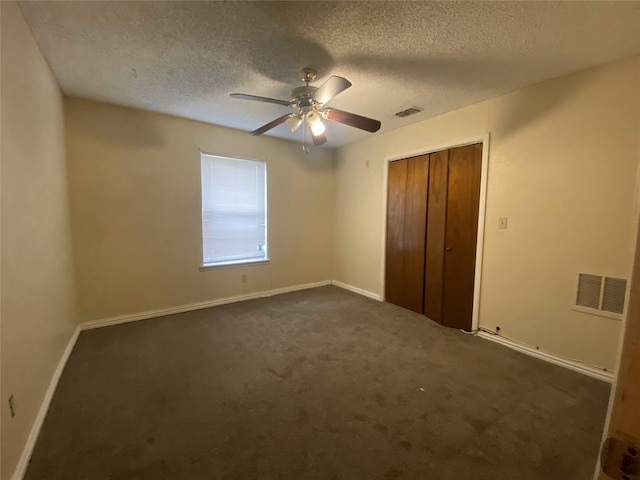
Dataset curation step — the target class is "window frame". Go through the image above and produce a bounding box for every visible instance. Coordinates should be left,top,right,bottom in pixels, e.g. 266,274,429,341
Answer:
199,152,269,269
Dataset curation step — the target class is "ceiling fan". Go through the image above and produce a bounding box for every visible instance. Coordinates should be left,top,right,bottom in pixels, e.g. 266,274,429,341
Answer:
230,68,381,146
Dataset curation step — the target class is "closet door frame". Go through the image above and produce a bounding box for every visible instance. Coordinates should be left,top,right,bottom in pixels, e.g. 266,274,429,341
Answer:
380,133,490,331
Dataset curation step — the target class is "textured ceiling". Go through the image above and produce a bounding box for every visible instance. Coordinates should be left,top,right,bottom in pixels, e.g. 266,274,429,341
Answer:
18,1,640,148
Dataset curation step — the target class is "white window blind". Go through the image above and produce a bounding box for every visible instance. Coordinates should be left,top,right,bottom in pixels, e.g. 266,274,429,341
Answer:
200,153,267,266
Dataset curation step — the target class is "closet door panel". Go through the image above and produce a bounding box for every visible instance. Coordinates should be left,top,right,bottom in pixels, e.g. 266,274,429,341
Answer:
402,155,429,313
424,150,449,322
442,144,482,330
385,159,408,307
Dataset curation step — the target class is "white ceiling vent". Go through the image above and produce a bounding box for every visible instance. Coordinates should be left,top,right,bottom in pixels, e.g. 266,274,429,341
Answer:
395,106,423,118
574,273,627,319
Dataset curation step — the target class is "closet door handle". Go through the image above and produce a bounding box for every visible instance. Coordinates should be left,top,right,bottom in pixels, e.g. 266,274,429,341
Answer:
446,246,452,252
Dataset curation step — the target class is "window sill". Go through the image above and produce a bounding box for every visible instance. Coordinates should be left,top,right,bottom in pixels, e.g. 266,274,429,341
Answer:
199,258,270,271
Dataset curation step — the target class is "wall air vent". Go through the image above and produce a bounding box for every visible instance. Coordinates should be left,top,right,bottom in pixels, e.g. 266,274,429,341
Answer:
576,274,601,309
395,106,423,118
602,277,626,314
574,273,627,319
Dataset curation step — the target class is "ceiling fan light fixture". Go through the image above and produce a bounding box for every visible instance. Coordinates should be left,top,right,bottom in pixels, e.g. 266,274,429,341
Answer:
286,114,303,132
305,111,326,137
310,120,326,137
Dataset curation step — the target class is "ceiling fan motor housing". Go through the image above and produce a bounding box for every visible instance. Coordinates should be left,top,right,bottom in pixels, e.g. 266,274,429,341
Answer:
291,85,319,110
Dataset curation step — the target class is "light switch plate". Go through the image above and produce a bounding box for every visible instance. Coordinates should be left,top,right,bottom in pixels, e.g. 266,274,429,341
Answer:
499,217,508,229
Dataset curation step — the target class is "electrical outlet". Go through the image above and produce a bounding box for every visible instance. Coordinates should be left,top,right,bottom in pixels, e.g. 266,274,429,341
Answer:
8,395,15,418
241,274,247,283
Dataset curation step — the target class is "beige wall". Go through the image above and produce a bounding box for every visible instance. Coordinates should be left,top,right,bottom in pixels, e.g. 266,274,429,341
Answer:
64,98,335,321
0,3,79,479
334,56,640,371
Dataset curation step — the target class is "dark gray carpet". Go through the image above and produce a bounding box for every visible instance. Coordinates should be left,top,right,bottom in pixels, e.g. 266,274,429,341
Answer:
26,286,609,480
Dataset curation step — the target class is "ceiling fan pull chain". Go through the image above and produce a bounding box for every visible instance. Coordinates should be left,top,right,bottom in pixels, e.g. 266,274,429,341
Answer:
302,120,309,153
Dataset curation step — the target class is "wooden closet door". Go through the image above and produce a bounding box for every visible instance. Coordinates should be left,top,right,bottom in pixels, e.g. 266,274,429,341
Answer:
385,155,429,313
402,155,429,312
424,150,448,322
442,144,482,330
385,159,408,308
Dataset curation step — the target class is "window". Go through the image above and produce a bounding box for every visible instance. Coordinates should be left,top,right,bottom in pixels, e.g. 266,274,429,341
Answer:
200,153,267,266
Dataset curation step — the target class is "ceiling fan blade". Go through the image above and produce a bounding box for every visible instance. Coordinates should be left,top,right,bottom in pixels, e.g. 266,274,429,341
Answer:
250,113,296,136
230,93,291,107
323,108,381,133
312,76,352,104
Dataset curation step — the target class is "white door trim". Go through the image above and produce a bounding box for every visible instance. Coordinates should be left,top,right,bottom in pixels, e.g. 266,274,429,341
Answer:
380,133,490,331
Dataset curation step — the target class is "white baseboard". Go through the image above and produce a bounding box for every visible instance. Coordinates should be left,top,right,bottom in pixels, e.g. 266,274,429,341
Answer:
81,280,333,330
477,331,615,383
331,280,382,301
12,325,81,480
